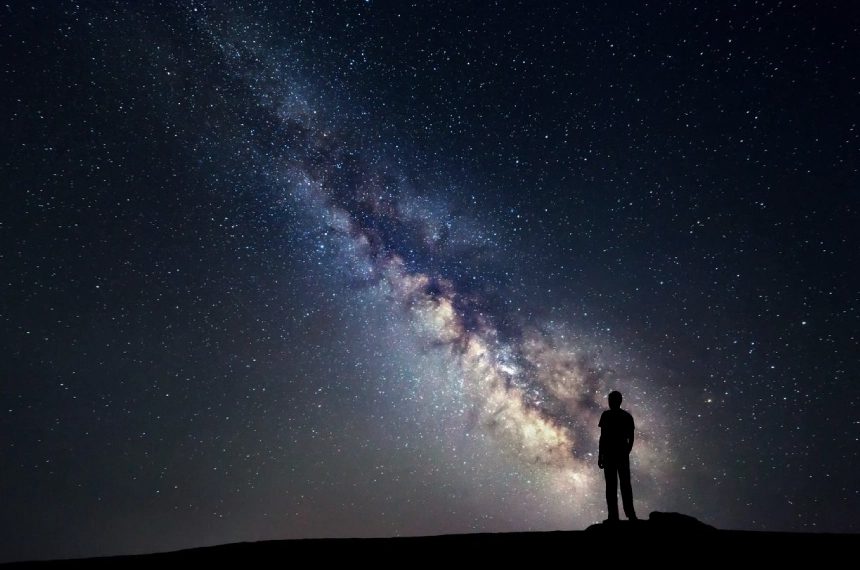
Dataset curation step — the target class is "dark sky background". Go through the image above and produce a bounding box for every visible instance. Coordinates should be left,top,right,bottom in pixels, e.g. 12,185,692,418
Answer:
2,0,858,562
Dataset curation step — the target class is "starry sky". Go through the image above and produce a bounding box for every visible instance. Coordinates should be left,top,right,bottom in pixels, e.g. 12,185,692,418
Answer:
2,1,858,562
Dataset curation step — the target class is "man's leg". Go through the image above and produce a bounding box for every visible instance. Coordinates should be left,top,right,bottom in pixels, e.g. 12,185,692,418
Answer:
618,455,636,520
604,462,619,521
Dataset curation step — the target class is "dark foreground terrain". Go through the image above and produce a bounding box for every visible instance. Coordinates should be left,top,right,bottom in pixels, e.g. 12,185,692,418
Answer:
4,512,855,566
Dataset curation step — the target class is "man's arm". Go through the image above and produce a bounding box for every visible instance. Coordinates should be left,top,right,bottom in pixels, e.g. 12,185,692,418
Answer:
627,414,635,454
598,412,605,468
598,433,605,469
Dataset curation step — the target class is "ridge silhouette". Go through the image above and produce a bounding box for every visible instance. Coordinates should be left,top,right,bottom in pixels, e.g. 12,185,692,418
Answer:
5,514,853,566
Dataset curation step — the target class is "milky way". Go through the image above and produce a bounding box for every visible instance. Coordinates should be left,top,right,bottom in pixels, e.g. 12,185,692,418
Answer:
195,7,674,519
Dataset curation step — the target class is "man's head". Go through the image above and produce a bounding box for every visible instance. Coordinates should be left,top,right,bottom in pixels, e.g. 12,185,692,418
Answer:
608,390,622,410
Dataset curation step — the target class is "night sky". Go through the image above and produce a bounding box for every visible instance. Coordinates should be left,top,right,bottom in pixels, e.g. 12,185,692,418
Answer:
2,1,858,562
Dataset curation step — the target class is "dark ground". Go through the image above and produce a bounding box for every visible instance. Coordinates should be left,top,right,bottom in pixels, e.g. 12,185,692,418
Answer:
3,513,855,566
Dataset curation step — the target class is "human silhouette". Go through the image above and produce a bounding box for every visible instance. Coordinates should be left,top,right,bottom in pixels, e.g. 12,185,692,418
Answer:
598,390,637,521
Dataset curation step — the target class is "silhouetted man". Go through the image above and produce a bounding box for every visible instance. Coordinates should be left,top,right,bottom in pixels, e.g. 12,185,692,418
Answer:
598,390,637,521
